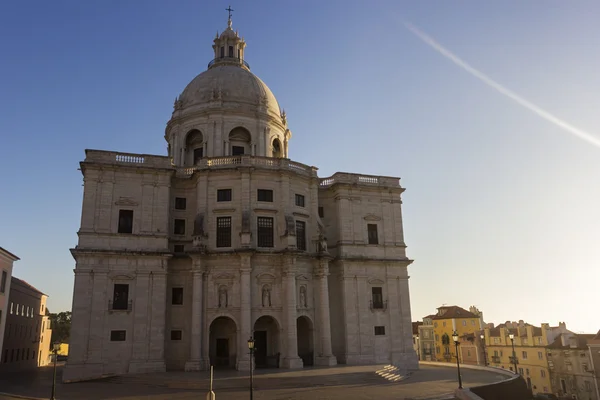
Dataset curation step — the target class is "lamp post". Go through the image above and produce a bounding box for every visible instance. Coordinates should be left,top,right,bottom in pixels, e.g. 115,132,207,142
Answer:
248,337,255,400
50,341,60,400
452,331,463,389
480,333,487,366
509,332,518,373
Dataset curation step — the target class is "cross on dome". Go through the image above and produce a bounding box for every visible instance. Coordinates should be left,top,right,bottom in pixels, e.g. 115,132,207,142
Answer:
226,5,234,28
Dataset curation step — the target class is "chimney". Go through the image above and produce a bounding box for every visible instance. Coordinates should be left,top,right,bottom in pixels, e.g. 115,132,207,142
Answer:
519,320,525,328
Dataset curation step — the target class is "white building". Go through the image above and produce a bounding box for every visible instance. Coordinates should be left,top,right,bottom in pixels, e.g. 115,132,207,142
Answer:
0,247,20,355
63,14,417,382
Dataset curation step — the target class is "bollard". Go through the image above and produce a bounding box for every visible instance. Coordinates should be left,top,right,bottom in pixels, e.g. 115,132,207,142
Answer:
206,365,215,400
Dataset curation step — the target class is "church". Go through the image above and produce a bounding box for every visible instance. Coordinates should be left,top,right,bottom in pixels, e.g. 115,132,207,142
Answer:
63,13,418,382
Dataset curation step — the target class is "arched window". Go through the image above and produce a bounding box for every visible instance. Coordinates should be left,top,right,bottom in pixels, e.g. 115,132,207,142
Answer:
185,129,204,165
220,47,224,58
272,138,282,158
228,127,251,156
228,46,234,57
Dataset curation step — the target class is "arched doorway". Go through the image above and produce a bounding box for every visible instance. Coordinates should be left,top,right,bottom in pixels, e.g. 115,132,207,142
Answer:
209,316,237,369
297,316,314,367
253,315,280,368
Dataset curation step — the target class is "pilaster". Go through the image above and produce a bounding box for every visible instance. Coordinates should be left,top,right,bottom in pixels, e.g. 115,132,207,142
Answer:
314,258,337,366
236,252,253,370
185,256,208,371
281,255,303,369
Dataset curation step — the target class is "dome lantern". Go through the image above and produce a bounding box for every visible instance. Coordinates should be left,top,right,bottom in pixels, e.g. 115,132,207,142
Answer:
209,6,248,70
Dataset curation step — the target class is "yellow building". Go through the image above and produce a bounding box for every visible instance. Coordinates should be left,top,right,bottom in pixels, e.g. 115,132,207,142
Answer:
483,322,554,396
431,305,483,362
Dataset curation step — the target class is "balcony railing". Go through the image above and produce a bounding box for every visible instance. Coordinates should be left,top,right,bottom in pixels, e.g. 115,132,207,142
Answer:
207,57,250,69
491,356,501,363
108,300,133,312
370,300,388,311
509,355,519,365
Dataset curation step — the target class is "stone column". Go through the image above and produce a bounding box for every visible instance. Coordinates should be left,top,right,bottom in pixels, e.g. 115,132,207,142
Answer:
281,256,303,369
314,259,337,366
185,256,206,370
237,253,253,370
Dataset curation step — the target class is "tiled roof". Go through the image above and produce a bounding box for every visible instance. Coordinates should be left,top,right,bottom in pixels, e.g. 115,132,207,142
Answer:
547,334,594,350
11,276,47,296
432,306,479,320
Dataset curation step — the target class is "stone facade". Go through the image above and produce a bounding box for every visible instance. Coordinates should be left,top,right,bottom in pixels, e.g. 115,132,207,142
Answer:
0,277,52,371
0,247,19,355
63,15,417,382
547,333,598,400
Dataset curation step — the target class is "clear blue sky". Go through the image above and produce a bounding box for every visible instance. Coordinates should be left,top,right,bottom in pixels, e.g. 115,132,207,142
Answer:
1,1,599,333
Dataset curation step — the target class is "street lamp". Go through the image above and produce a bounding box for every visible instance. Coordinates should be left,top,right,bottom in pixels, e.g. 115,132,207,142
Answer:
452,331,463,389
50,341,60,400
248,337,255,400
508,332,518,373
480,333,487,366
416,335,420,361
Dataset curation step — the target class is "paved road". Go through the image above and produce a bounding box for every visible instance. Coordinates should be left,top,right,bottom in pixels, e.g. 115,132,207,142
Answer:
0,363,506,400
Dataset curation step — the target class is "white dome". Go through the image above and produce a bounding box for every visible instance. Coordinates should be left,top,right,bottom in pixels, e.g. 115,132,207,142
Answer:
178,65,281,119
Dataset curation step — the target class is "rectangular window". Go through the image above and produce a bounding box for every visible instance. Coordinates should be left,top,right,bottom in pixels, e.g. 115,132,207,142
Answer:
371,287,383,309
257,217,274,247
172,288,183,305
112,284,129,310
216,217,232,248
374,326,385,335
110,330,126,341
296,221,306,250
522,351,528,359
462,320,466,326
10,302,13,314
538,351,543,360
257,189,273,202
367,224,378,244
228,46,233,57
318,206,324,218
194,147,203,163
0,270,6,293
118,210,134,234
171,330,183,340
175,197,187,210
232,146,245,155
295,194,305,207
217,189,232,202
174,244,185,253
174,219,186,235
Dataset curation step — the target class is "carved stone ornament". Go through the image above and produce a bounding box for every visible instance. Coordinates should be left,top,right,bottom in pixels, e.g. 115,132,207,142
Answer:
363,214,382,221
299,285,307,308
367,277,385,285
115,197,139,206
218,285,228,308
261,285,272,307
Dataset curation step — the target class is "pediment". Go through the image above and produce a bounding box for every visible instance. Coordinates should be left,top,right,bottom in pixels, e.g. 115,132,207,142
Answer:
108,272,135,280
363,214,381,221
115,197,139,207
213,273,236,283
256,272,276,284
367,277,385,285
295,274,310,282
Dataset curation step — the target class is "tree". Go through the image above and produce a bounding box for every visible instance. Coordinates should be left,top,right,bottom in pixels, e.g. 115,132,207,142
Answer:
50,311,71,344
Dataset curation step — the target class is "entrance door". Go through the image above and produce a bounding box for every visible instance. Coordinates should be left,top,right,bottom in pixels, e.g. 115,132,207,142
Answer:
254,330,267,368
216,338,229,367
